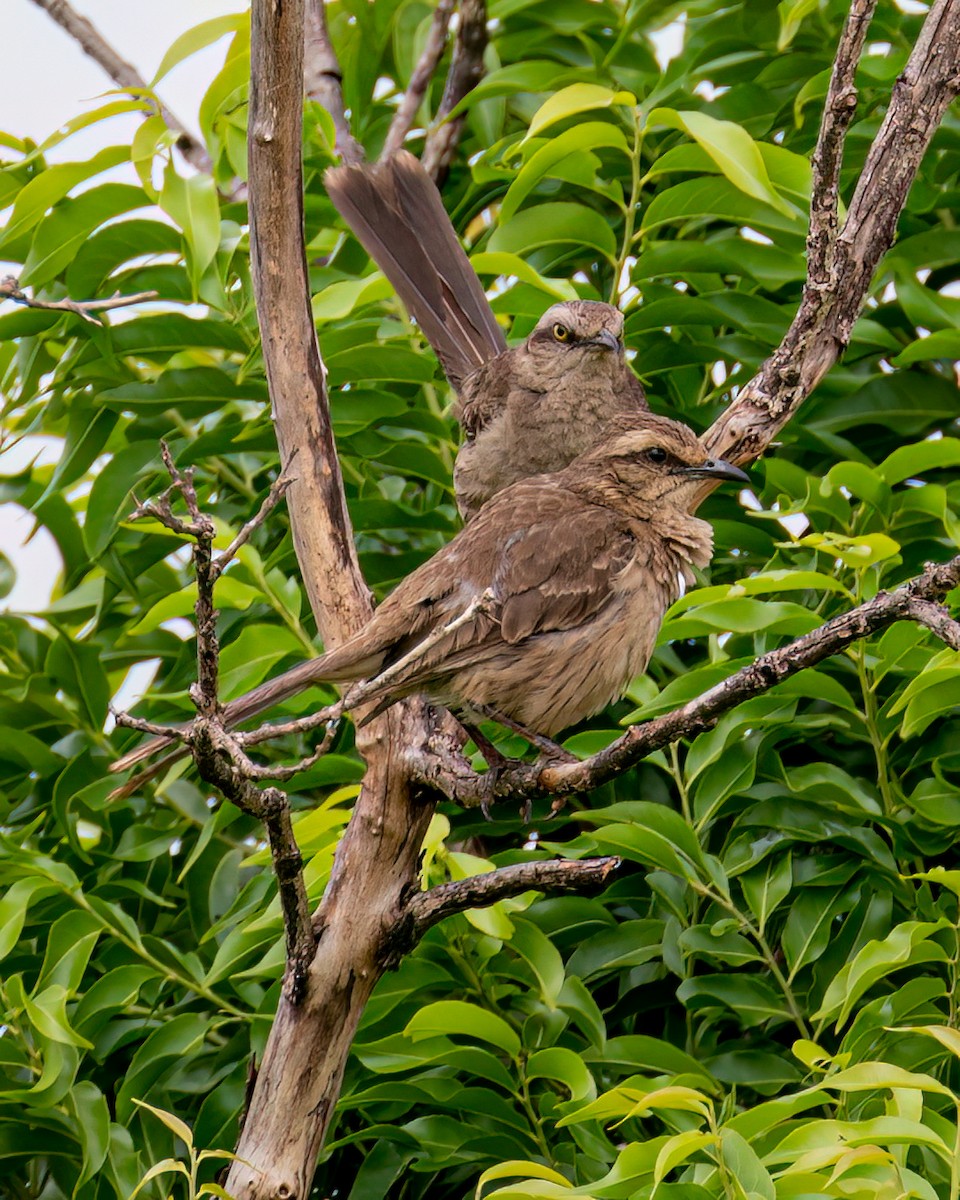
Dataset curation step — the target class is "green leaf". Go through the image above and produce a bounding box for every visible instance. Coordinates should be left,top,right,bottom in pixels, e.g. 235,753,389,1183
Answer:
0,878,59,960
640,177,804,237
83,439,161,559
878,436,960,485
523,84,635,141
403,1001,521,1057
489,202,618,260
21,184,148,288
777,0,820,49
815,920,950,1028
654,1130,716,1186
152,13,246,84
115,1013,210,1122
0,145,129,250
503,123,631,222
71,1081,111,1193
648,109,794,216
160,161,221,287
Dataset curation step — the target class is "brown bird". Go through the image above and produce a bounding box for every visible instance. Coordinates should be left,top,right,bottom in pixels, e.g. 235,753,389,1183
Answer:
111,415,746,776
325,152,648,519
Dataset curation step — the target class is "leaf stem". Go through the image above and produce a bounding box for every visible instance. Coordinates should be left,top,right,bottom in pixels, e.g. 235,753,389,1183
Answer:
610,109,644,305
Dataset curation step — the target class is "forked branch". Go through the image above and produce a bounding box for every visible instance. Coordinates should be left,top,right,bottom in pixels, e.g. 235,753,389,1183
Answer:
115,450,317,997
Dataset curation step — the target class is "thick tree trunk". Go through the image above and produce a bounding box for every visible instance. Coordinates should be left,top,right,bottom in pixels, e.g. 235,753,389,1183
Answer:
226,3,438,1195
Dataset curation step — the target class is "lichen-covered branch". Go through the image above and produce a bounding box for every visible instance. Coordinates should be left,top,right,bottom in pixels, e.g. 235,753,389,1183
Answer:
116,448,316,998
399,856,621,948
701,0,960,471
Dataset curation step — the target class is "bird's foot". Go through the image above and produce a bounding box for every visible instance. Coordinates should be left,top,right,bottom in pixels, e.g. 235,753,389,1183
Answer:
471,705,576,763
460,720,507,821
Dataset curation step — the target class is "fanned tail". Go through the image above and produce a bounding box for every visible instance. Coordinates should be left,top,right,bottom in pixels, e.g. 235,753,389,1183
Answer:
325,151,506,388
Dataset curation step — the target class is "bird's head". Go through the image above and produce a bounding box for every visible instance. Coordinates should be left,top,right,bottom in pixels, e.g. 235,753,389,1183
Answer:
570,413,749,515
523,301,625,380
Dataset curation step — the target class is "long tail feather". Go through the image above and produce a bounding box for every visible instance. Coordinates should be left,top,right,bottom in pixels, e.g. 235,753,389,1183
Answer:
325,151,506,388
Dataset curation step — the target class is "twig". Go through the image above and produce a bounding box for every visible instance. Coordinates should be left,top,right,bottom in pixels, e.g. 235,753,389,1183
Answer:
421,554,960,809
229,720,340,782
421,0,488,182
191,720,316,999
304,0,365,166
383,0,457,159
0,276,158,327
395,856,621,952
112,710,186,741
806,0,879,285
26,0,211,174
237,710,340,747
214,473,295,577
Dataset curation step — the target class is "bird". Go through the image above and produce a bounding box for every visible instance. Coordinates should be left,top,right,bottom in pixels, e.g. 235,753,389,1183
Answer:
324,151,648,519
111,414,747,777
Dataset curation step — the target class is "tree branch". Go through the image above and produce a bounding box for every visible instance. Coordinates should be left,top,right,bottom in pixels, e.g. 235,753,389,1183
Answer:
421,0,488,182
1,276,158,326
118,448,318,999
26,0,212,174
383,0,457,160
397,856,621,950
304,0,365,166
701,0,960,471
422,554,960,809
806,0,879,285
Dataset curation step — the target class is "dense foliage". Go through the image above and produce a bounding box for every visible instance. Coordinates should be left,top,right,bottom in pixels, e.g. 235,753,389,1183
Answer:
3,0,960,1195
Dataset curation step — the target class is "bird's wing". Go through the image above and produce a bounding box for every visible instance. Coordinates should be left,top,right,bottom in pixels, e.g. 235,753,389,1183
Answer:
324,152,507,389
453,357,515,438
493,502,638,643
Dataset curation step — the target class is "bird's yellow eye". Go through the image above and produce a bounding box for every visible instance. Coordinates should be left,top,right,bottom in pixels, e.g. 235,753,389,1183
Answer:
553,323,571,343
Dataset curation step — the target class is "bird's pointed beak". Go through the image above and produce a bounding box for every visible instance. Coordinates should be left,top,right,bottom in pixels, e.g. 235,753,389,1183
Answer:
590,329,621,352
680,458,750,484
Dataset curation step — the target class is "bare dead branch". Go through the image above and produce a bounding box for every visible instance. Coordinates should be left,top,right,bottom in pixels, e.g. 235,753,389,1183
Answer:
232,4,446,1196
304,0,365,166
421,0,488,181
26,0,211,173
116,450,316,996
421,553,960,810
190,720,316,998
383,0,457,159
701,0,960,472
806,0,879,285
1,275,158,327
399,856,621,947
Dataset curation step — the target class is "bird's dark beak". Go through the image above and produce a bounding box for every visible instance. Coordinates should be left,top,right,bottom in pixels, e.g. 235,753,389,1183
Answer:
590,329,621,352
679,458,750,483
